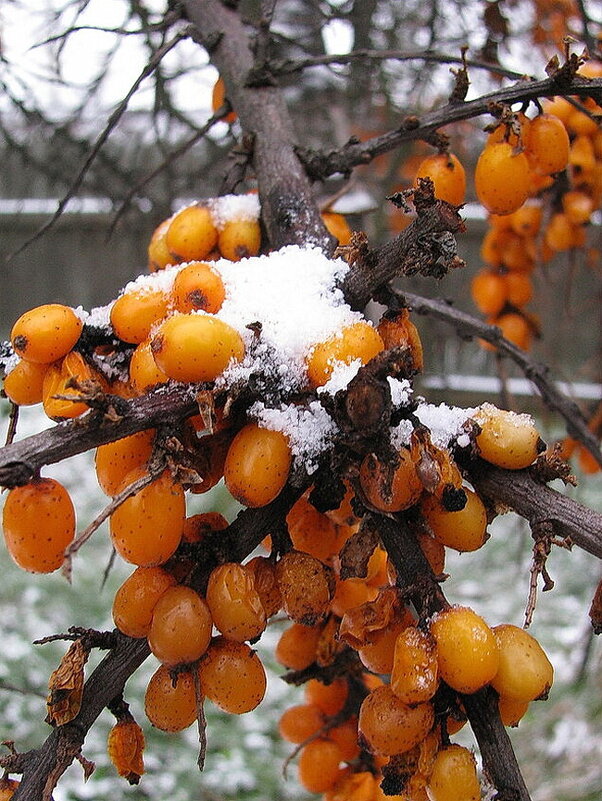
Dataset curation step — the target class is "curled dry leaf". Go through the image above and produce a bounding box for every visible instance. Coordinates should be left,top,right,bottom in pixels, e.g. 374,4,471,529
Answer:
338,587,400,650
338,522,381,581
45,639,90,726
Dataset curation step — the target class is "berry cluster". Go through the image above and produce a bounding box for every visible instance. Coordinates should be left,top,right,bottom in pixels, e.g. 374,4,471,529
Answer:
1,192,555,799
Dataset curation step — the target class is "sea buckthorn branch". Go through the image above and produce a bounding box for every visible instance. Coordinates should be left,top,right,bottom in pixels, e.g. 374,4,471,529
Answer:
182,0,333,252
378,514,532,801
389,288,602,470
297,74,602,181
5,481,304,800
470,463,602,560
272,48,529,82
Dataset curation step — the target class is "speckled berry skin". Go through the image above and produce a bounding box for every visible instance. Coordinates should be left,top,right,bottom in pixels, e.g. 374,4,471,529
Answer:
198,636,266,714
2,478,75,573
10,304,83,364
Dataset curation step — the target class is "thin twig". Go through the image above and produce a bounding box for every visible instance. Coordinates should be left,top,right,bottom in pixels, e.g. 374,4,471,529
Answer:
4,402,19,447
6,26,194,263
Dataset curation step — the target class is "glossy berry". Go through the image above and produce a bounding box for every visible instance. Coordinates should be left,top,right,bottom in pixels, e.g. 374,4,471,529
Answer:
129,339,170,393
298,738,343,793
165,204,218,262
147,218,174,272
151,313,244,383
112,566,176,638
205,562,266,642
475,142,531,215
471,270,507,317
473,404,542,469
171,261,226,314
275,622,321,669
358,685,434,756
427,744,480,801
304,677,348,716
198,636,266,714
377,308,424,371
211,76,237,123
420,489,488,552
42,351,94,419
11,304,83,364
391,626,439,705
3,477,75,573
109,468,185,566
306,322,384,388
429,606,499,694
224,423,292,508
218,219,261,261
524,113,570,176
3,359,49,406
278,703,324,743
358,615,412,675
415,152,466,205
498,695,529,727
147,585,213,666
95,430,155,496
244,555,282,617
110,287,169,345
322,211,352,245
491,624,554,702
144,665,197,732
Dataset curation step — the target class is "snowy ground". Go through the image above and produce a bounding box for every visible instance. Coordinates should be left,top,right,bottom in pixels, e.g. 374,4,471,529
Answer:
0,402,600,801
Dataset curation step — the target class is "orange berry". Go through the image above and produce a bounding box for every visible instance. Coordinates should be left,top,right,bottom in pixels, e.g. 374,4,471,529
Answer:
95,430,155,496
304,677,348,716
151,313,244,383
498,696,529,727
286,494,340,564
11,304,83,364
298,739,343,793
376,308,424,371
490,624,554,702
224,423,292,507
420,489,487,553
275,622,321,670
358,615,412,674
198,636,266,714
322,211,352,245
276,550,334,625
144,665,197,732
3,359,50,406
110,287,169,345
496,312,532,351
358,685,434,756
504,272,533,308
391,626,439,705
562,190,595,225
211,76,237,123
306,322,384,388
112,566,176,638
206,562,266,642
331,577,378,618
166,204,218,262
359,449,422,513
129,339,170,393
181,512,228,543
415,152,466,205
147,217,174,272
0,776,19,800
244,555,282,617
329,718,361,761
171,261,226,314
2,477,75,573
429,606,499,694
427,744,480,801
509,203,542,237
524,113,570,175
148,585,213,666
471,270,507,316
218,219,261,261
278,703,324,743
473,404,542,469
475,143,531,215
109,468,185,566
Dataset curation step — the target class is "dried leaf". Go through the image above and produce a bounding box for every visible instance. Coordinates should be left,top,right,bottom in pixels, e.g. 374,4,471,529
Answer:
316,615,343,668
46,640,89,726
339,587,399,649
338,523,380,580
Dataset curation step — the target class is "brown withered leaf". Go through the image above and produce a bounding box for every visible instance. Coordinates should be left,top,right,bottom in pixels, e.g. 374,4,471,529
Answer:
339,587,400,650
338,522,381,580
316,615,344,668
46,639,90,726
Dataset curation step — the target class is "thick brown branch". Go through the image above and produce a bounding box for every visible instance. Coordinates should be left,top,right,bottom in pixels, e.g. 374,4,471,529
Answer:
378,516,531,801
472,463,602,559
298,75,602,180
392,289,602,470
